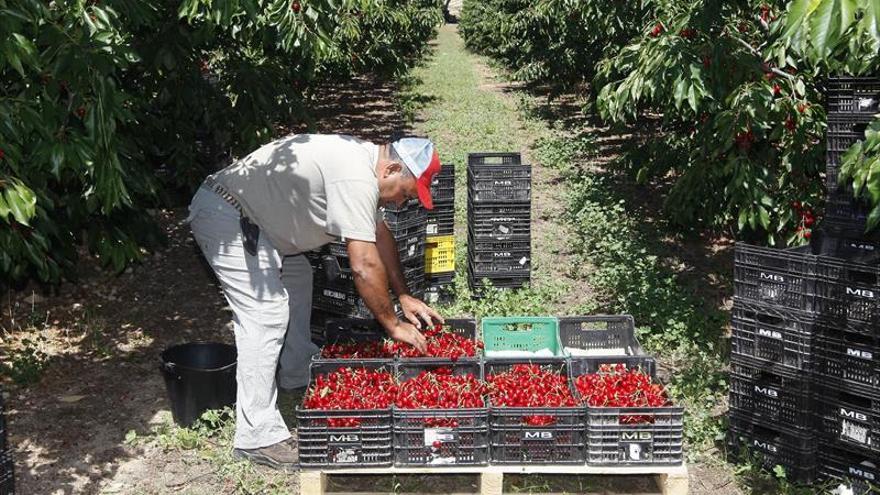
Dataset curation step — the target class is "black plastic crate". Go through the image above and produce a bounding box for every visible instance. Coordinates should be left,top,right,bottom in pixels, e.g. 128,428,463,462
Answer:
468,236,531,253
469,248,532,264
313,255,425,286
824,194,879,241
383,206,427,230
818,442,880,495
468,202,531,216
468,273,530,291
811,229,880,264
730,299,816,372
312,288,405,320
468,152,524,167
468,218,531,241
430,167,455,198
814,256,880,327
733,243,817,311
326,233,426,263
826,77,880,120
558,315,644,358
426,221,454,236
567,356,682,466
298,360,395,468
399,318,479,361
469,259,531,277
485,359,585,465
424,283,455,305
729,355,814,430
321,317,387,360
393,360,489,466
727,412,818,483
814,382,880,454
467,181,531,203
813,327,880,398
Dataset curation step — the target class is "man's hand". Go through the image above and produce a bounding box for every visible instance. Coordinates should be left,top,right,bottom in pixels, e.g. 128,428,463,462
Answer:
399,294,444,329
387,321,427,354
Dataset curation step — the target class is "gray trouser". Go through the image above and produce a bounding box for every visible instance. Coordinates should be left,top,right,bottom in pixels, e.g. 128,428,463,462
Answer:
187,187,319,449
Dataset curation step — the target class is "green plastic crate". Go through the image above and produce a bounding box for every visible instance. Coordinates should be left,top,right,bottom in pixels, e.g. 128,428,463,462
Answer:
481,317,562,356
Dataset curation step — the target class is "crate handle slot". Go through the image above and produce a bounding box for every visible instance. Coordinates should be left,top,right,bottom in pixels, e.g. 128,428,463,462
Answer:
846,269,878,285
577,321,610,331
754,313,785,326
835,390,873,410
502,323,537,332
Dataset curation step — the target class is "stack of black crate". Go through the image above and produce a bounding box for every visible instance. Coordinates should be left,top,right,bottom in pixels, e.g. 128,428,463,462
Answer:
729,76,880,489
1,391,13,495
424,164,456,303
729,246,819,483
813,76,880,493
309,200,427,320
467,153,531,292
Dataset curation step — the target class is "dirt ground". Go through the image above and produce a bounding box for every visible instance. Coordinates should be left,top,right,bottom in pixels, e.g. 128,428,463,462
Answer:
1,28,742,495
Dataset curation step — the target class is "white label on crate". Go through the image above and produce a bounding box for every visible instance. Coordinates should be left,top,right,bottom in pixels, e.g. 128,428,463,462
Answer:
848,466,876,481
323,289,346,300
846,347,873,360
844,241,876,252
523,431,554,440
498,225,511,234
424,428,457,465
621,431,653,441
494,252,512,257
407,245,416,256
427,224,438,235
331,434,361,442
753,440,778,453
760,272,785,282
754,386,779,398
857,97,878,111
333,448,359,463
519,256,528,266
846,287,875,299
841,420,869,444
622,442,652,461
840,408,869,422
757,328,783,340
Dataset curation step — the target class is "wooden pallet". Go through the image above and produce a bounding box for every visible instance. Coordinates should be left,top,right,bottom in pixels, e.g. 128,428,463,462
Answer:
300,463,689,495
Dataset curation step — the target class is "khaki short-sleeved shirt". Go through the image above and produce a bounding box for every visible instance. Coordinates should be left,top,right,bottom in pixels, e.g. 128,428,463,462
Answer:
211,134,382,255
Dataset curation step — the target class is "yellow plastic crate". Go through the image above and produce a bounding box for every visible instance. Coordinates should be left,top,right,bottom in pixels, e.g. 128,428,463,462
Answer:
425,235,455,274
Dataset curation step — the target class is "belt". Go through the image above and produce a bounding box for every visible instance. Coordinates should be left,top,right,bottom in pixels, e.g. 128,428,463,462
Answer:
203,177,242,213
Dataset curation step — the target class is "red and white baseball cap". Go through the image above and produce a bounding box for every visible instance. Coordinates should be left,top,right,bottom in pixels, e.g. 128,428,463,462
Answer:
391,137,441,210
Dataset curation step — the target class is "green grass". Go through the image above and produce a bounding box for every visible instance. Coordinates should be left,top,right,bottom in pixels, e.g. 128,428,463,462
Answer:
402,25,567,318
127,408,296,494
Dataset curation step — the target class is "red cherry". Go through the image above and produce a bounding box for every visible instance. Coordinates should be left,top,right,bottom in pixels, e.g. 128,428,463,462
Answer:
76,107,86,118
291,1,301,13
650,23,663,37
432,440,442,449
772,83,781,96
797,103,807,113
804,230,812,239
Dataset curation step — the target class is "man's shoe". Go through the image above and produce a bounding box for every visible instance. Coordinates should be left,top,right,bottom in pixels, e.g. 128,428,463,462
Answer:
233,438,298,472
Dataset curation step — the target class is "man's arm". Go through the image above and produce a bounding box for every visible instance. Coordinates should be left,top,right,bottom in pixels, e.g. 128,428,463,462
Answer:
374,220,445,329
376,221,410,297
347,239,427,352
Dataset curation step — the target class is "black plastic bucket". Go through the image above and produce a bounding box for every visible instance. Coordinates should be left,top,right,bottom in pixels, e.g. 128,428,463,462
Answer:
160,342,237,427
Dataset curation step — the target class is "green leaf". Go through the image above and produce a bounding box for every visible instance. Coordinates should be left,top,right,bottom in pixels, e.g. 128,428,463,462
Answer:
810,0,842,58
757,205,771,230
867,202,880,231
784,0,818,38
4,180,37,226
